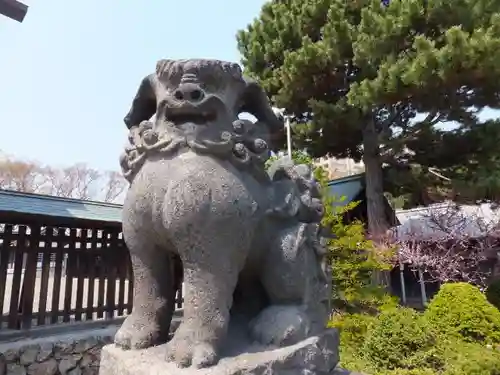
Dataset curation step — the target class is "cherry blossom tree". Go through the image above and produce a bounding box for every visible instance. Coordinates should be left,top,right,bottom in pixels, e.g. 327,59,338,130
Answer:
389,202,500,288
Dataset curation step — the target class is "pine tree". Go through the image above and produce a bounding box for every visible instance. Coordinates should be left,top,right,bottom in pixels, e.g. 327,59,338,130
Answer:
237,0,500,234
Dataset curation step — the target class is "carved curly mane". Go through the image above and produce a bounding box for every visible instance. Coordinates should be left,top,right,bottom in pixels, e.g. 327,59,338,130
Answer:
120,118,272,183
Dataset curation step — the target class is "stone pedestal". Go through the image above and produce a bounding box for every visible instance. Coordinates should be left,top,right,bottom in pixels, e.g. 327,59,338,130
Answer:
99,329,340,375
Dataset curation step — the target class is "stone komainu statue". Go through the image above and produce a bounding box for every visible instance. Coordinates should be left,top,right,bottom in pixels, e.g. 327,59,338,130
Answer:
116,59,332,369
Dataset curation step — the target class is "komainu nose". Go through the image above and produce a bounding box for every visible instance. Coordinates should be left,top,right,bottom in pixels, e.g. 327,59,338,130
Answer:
173,83,205,102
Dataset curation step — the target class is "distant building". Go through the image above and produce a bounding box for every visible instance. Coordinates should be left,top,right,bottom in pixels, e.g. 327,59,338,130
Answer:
327,173,396,227
315,156,364,180
0,0,28,23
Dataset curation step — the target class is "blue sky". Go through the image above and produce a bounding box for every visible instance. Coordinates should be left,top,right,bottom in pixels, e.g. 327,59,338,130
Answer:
1,1,498,173
0,0,266,171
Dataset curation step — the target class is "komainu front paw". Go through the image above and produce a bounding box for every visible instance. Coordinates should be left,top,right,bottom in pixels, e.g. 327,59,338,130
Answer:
165,323,219,368
114,313,166,350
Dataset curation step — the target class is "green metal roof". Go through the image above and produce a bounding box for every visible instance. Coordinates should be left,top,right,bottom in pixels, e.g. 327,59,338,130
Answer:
327,173,365,207
0,189,122,223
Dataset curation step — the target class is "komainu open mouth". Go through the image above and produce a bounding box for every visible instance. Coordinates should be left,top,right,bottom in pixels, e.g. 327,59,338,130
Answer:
166,110,217,125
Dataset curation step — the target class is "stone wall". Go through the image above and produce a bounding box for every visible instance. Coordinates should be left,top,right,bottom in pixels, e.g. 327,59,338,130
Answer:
0,312,182,375
0,322,119,375
0,335,112,375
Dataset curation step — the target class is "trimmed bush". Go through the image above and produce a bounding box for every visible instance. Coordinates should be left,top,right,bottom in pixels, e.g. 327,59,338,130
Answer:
424,282,500,344
385,370,436,375
440,339,500,375
486,279,500,310
329,313,376,347
362,308,442,370
329,313,377,373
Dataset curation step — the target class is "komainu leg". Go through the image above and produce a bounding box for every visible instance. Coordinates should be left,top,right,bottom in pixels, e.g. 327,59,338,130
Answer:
114,233,177,350
164,253,240,368
160,172,257,368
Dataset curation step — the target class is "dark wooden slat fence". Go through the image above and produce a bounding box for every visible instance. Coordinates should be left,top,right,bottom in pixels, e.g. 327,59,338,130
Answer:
0,221,184,331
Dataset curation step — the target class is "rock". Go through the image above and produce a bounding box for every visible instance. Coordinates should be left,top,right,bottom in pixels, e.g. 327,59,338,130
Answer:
86,347,101,363
68,367,82,375
250,305,311,346
82,367,99,375
73,338,94,354
36,343,54,362
72,337,100,353
54,342,74,359
83,338,99,352
58,355,80,375
331,368,365,375
3,349,19,362
0,354,6,375
27,359,58,375
80,353,98,368
7,364,27,375
99,329,340,375
20,346,40,366
73,340,88,354
100,337,113,345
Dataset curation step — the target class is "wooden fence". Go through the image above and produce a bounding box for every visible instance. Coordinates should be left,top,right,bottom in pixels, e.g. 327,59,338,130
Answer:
0,222,183,330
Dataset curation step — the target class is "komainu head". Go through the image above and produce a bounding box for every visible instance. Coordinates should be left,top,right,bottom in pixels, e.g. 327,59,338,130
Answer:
120,59,284,181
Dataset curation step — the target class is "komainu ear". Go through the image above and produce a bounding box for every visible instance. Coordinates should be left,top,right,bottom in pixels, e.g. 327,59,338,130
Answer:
239,78,285,148
123,74,158,129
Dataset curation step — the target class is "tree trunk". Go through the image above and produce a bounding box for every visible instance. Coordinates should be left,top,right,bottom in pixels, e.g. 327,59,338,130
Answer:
362,121,390,236
362,120,391,287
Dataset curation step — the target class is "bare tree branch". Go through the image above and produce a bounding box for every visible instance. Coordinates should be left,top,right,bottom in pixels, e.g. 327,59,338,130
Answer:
0,157,46,193
0,155,126,203
101,171,127,203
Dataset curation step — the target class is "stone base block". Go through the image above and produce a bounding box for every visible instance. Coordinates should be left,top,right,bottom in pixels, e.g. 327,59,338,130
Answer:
99,329,340,375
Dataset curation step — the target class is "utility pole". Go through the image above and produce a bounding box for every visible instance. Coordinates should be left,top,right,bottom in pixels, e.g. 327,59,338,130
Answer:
0,0,28,23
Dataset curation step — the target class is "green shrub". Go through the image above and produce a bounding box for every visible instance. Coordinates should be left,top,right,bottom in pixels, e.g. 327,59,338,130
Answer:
486,279,500,310
424,282,500,344
329,313,376,348
323,194,396,314
440,339,500,375
334,307,500,374
384,370,436,375
362,308,442,370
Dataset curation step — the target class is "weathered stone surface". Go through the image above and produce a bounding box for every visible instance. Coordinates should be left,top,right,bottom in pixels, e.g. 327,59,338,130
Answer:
80,353,98,369
331,368,365,375
114,58,333,370
6,364,27,375
3,349,19,362
20,346,40,366
27,359,58,375
73,340,89,355
0,331,114,374
82,368,99,375
82,338,99,352
86,348,100,365
54,342,74,359
36,343,54,363
0,353,6,375
58,355,80,375
68,367,82,375
101,329,339,375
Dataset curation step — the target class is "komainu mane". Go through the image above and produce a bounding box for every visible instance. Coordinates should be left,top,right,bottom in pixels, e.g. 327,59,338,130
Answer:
115,58,332,369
